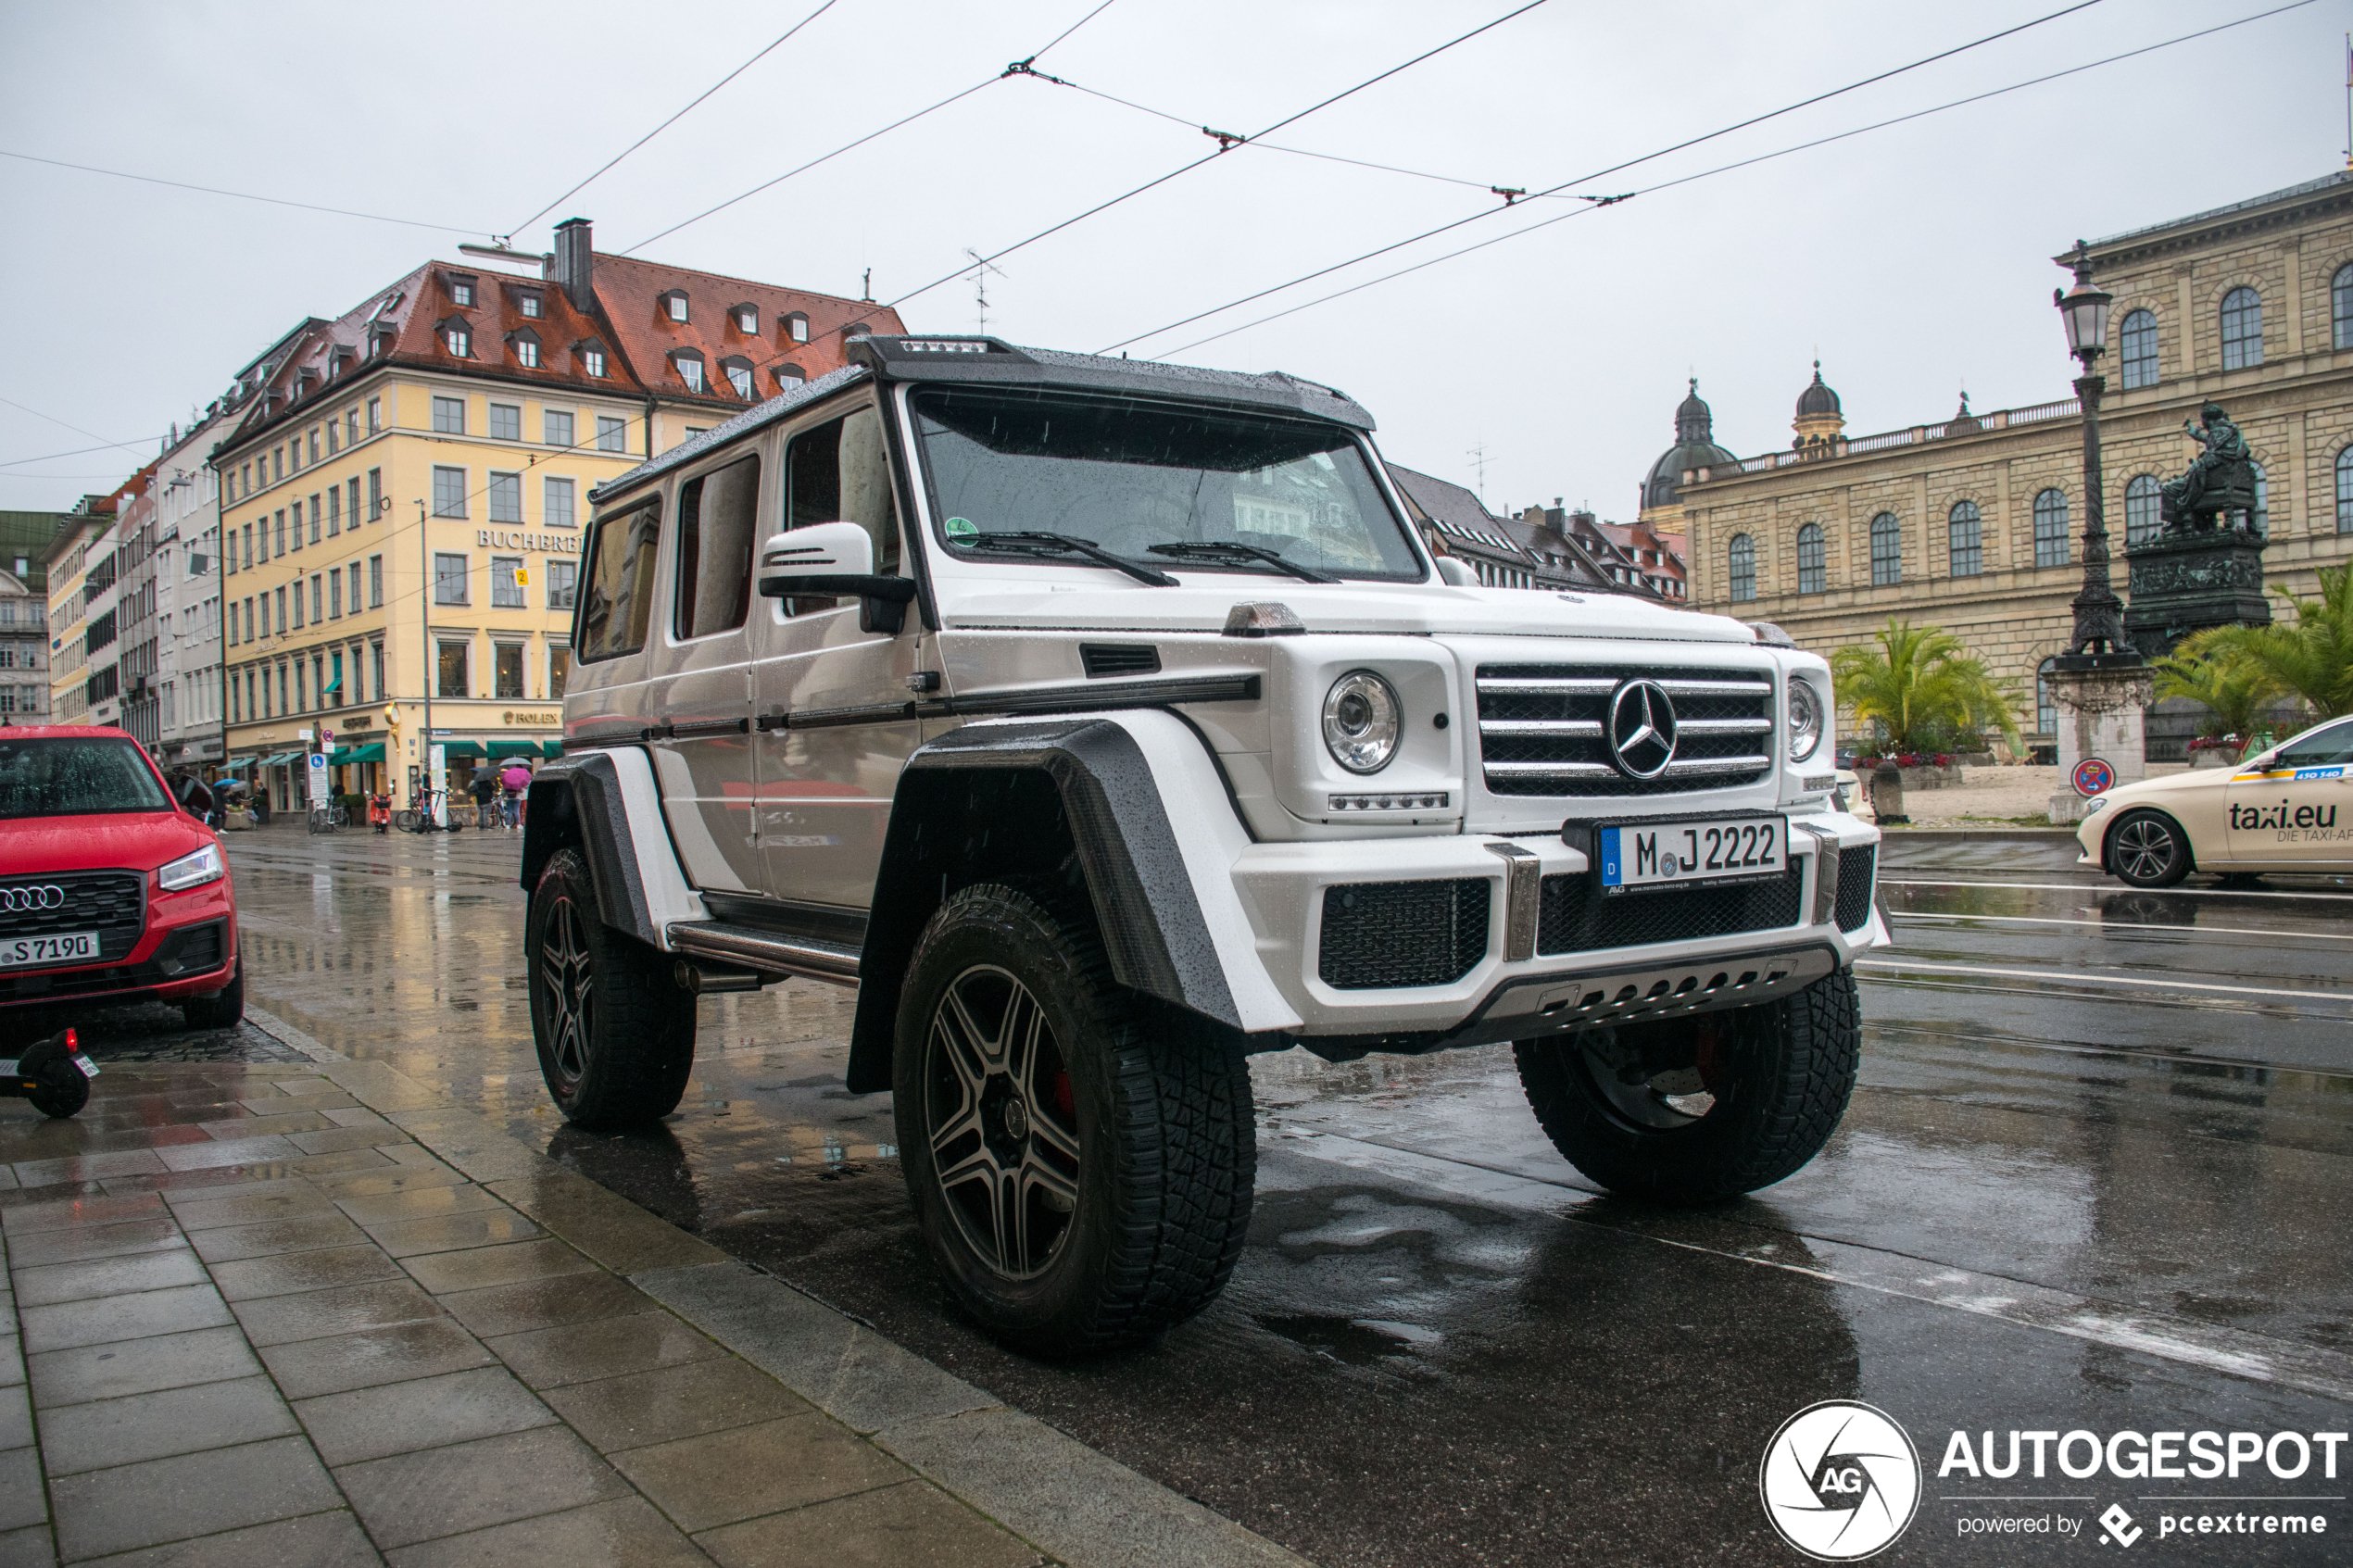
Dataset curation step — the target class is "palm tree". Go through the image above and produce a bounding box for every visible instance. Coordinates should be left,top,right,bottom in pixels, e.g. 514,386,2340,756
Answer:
2150,650,2281,740
1829,618,2020,754
2176,564,2353,721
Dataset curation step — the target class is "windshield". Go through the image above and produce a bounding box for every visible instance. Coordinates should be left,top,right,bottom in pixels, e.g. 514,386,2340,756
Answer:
0,736,170,819
911,388,1425,581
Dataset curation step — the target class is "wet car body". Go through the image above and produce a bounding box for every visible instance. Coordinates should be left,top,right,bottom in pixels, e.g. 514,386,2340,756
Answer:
2077,713,2353,885
0,726,241,1015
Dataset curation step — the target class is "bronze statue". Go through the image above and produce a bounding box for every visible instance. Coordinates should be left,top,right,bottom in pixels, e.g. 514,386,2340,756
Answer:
2160,403,2259,534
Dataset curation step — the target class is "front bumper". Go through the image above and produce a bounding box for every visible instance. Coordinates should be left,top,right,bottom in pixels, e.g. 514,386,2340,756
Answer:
0,879,239,1008
1230,809,1884,1052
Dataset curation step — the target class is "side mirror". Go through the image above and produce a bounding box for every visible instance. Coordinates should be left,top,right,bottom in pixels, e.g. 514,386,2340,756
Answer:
758,521,916,634
1434,557,1477,586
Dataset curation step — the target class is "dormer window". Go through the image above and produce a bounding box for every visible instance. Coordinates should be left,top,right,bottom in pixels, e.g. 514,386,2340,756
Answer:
509,329,542,369
733,304,759,333
782,312,810,344
448,276,476,307
439,317,472,358
576,340,610,379
369,329,392,359
517,292,543,320
660,290,689,323
721,357,753,398
671,350,706,393
774,363,807,387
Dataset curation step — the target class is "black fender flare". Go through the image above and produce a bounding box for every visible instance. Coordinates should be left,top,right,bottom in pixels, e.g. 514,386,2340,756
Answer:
845,718,1240,1093
522,752,657,942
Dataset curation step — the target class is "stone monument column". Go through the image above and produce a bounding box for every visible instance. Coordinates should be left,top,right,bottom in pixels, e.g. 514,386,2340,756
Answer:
2048,659,2155,823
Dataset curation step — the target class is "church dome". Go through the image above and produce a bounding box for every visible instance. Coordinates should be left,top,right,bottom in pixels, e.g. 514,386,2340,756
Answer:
1795,360,1841,420
1643,378,1740,510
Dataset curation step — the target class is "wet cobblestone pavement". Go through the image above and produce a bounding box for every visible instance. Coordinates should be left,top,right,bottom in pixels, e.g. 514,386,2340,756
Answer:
99,822,2353,1564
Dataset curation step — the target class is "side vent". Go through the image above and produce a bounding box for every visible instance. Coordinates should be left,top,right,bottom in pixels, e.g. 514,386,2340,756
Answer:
1080,643,1161,679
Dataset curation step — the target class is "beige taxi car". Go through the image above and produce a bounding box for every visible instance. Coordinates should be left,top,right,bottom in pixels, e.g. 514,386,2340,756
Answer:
2076,715,2353,886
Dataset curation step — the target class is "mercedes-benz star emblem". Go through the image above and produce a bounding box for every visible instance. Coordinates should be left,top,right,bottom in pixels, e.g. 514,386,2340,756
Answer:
0,885,67,914
1606,680,1679,780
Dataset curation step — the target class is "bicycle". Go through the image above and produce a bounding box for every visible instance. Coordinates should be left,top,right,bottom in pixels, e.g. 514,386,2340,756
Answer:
306,802,348,834
392,790,467,834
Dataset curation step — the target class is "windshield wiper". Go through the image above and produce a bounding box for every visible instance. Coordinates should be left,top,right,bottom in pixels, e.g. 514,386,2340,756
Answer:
956,531,1176,587
1144,540,1340,583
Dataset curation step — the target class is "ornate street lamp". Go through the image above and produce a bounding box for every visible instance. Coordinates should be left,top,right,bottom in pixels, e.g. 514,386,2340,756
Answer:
2053,244,2130,658
2043,244,2151,822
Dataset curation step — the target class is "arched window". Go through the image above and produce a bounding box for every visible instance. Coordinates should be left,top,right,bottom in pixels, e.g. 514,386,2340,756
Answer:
2036,657,2057,737
1795,522,1825,594
2220,286,2263,370
774,363,807,388
2120,308,2158,389
2334,264,2353,351
1728,533,1755,602
1947,500,1982,577
2032,488,2070,568
1869,512,1901,586
2338,445,2353,534
2124,474,2162,546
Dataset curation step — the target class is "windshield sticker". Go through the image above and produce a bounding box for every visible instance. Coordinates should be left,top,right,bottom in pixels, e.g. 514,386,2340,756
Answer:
945,516,978,540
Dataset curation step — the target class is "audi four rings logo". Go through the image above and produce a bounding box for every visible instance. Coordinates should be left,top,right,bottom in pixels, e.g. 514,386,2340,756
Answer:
1607,679,1679,780
0,885,66,914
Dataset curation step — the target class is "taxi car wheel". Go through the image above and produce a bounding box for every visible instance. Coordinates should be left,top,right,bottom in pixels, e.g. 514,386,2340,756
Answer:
1515,970,1860,1204
2107,809,2192,889
893,883,1254,1354
526,847,696,1130
182,967,244,1030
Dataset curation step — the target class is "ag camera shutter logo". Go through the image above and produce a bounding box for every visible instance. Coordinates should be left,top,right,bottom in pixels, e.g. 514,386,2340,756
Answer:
1760,1400,1921,1560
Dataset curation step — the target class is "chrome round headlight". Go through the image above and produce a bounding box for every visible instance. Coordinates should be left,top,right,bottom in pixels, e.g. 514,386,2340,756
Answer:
1323,670,1401,773
1787,679,1825,763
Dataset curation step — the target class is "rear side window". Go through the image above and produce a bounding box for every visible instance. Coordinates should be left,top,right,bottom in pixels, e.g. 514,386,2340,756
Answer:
674,455,761,640
575,500,662,662
0,737,169,819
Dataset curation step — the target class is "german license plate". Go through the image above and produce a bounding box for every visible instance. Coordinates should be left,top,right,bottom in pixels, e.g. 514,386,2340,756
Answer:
1599,816,1786,893
0,931,99,969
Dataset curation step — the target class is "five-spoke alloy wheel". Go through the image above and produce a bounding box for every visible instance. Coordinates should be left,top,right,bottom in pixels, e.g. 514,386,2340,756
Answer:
2107,808,2193,888
526,847,696,1129
895,883,1254,1353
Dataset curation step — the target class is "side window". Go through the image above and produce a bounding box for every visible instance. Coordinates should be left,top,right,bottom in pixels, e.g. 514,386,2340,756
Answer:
786,407,900,570
2277,719,2353,768
576,501,661,661
674,454,761,640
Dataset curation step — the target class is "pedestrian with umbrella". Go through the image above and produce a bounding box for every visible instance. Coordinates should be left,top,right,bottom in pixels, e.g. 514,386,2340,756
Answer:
500,756,532,830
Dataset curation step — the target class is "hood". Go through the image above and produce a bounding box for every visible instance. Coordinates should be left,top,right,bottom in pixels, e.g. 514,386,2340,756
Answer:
0,809,213,874
2097,768,2232,809
937,579,1754,642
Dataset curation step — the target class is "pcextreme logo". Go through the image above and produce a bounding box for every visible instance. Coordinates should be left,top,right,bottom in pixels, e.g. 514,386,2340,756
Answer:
1760,1401,1923,1561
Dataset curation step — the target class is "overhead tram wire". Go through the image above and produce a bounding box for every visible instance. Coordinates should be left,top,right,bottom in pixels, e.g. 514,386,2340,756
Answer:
1097,0,2112,355
1156,0,2321,356
870,0,1553,313
619,0,1126,256
0,150,482,235
509,0,842,239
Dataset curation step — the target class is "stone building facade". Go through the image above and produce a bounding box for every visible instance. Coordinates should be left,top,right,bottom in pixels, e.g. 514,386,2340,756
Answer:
1655,171,2353,744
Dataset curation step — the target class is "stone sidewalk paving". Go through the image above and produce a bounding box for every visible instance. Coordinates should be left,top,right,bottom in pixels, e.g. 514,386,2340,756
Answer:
0,1032,1306,1568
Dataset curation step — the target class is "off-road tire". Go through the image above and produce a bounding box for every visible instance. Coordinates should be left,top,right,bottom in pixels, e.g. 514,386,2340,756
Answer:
182,965,245,1030
2107,808,2193,888
527,847,695,1130
1516,969,1860,1204
894,883,1254,1354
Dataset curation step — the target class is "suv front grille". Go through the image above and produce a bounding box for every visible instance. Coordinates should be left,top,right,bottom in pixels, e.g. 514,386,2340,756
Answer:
0,870,146,962
1318,878,1491,989
1834,845,1878,933
1476,664,1776,797
1537,864,1804,955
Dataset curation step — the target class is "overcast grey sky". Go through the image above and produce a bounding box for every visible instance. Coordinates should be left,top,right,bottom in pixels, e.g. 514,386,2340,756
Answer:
0,0,2337,522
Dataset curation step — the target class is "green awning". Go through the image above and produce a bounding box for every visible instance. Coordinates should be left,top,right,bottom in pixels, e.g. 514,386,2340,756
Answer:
485,739,541,759
437,740,485,756
346,743,384,763
541,741,565,759
261,751,296,766
326,746,353,764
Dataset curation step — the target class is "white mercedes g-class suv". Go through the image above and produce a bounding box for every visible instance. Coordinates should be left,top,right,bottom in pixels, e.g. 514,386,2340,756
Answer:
522,334,1886,1352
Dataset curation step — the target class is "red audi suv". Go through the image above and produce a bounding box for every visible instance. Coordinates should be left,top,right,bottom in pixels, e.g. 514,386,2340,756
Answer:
0,726,242,1026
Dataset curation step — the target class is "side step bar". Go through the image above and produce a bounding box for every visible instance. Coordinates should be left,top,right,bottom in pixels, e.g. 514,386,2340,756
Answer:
666,921,861,989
